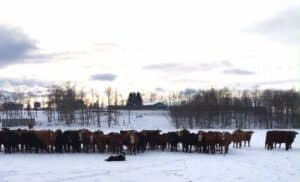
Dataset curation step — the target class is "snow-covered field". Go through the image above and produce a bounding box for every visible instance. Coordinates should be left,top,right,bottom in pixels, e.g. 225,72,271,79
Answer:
0,111,299,182
1,110,174,132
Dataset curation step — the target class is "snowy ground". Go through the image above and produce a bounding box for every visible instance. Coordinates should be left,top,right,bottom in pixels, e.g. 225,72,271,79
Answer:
0,111,299,182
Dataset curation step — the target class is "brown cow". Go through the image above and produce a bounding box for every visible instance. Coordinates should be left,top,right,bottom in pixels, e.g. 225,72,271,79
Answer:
265,130,298,150
232,129,254,148
107,132,123,154
78,129,94,152
196,130,206,152
218,132,232,154
34,130,56,152
93,130,106,153
120,130,140,154
202,131,219,154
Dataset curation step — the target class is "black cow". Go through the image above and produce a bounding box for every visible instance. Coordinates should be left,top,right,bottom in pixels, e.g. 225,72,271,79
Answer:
179,130,198,153
265,131,298,150
105,152,126,161
62,130,80,152
167,132,180,152
2,128,19,153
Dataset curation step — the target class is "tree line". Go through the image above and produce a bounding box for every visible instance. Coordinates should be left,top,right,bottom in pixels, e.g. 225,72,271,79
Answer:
170,88,300,129
1,85,299,129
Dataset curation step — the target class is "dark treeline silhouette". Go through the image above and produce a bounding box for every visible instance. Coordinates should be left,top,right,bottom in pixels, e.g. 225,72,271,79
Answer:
170,88,300,129
126,92,143,109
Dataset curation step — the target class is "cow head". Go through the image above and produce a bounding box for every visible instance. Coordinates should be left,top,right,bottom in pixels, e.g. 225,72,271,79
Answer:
55,129,62,135
156,129,162,134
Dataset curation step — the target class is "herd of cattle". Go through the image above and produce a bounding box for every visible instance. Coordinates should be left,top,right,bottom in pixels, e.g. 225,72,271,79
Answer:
0,128,298,154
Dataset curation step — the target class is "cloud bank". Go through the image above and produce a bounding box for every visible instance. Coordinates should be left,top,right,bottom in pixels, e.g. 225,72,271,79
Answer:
90,73,117,81
247,6,300,44
143,60,232,72
223,68,255,75
0,25,39,67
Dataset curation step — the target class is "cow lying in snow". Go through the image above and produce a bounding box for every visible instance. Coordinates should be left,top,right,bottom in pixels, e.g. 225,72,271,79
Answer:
105,152,126,161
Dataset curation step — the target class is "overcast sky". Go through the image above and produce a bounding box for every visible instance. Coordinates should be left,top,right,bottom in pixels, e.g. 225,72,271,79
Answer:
0,0,299,95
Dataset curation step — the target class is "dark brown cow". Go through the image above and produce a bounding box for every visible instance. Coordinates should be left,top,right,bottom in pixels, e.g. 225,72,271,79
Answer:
34,130,56,152
265,131,298,150
107,132,123,154
140,130,161,150
137,131,147,152
155,133,168,151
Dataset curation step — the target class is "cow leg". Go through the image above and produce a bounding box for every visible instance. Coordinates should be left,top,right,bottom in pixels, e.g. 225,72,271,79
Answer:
85,144,88,153
225,145,229,154
67,144,70,152
270,143,273,150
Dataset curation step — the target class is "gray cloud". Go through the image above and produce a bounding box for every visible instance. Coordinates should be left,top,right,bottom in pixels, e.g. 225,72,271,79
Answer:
246,6,299,44
232,79,299,89
257,79,300,86
223,68,255,75
0,25,39,67
0,77,52,88
0,25,74,68
143,63,178,70
90,73,117,81
155,87,165,92
143,60,232,72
